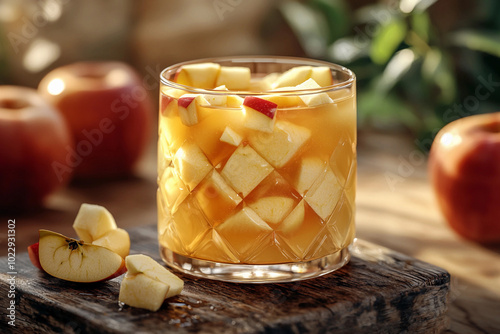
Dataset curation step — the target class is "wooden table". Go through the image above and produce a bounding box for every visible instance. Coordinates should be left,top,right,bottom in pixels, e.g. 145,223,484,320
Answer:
1,132,499,333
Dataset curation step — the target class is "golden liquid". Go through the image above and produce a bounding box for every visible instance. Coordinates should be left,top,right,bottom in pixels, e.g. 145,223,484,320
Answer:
158,84,356,264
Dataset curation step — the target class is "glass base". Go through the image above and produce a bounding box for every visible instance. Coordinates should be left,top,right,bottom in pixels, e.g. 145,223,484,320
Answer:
160,246,350,283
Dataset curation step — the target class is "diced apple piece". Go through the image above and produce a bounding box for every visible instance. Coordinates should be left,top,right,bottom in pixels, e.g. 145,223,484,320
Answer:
221,145,274,198
216,66,251,90
260,72,280,91
248,121,311,168
119,254,184,312
174,62,221,89
280,199,305,234
273,66,312,89
294,157,325,195
310,66,333,87
242,96,277,133
195,170,242,223
73,203,117,243
297,78,334,107
220,126,242,146
177,94,208,126
304,168,342,220
38,230,126,283
248,196,295,225
92,228,130,259
173,142,213,191
263,86,304,108
226,94,244,108
216,207,272,255
204,85,228,106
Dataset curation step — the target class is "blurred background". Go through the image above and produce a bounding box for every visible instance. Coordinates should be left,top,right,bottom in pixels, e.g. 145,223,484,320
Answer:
1,0,499,145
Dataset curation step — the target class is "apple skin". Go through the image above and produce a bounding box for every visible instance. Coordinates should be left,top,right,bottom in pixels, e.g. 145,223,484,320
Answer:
28,243,42,270
38,61,154,179
0,86,73,211
429,112,500,243
243,96,277,119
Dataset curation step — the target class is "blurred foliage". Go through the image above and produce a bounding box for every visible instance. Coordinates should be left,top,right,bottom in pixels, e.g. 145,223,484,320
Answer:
279,0,500,147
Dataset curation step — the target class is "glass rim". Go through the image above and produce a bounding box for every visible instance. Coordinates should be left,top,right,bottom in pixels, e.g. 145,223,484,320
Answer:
160,56,356,96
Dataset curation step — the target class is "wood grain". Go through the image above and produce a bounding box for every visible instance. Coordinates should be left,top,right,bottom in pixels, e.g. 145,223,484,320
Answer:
0,225,449,334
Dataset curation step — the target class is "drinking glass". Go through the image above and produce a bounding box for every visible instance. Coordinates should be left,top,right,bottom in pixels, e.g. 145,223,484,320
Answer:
158,56,356,283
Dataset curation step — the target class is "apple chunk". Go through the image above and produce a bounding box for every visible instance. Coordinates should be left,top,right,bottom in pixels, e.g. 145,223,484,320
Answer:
38,230,126,283
73,203,117,243
91,228,130,259
177,94,208,126
174,62,220,89
119,254,184,312
297,78,333,107
216,66,251,90
242,96,277,133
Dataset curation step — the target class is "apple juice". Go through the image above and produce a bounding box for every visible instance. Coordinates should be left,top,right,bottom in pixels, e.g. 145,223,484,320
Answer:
158,57,356,281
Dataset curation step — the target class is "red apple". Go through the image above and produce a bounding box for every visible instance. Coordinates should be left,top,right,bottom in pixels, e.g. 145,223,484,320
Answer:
429,112,500,243
0,86,73,211
38,61,153,179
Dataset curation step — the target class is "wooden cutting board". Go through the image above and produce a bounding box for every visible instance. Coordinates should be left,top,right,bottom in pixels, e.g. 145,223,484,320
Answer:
0,225,449,334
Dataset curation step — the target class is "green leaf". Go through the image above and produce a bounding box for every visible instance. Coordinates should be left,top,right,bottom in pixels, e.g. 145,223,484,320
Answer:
370,19,407,65
280,1,329,58
358,90,419,130
449,30,500,58
309,0,350,42
376,48,418,93
422,47,457,103
411,11,431,42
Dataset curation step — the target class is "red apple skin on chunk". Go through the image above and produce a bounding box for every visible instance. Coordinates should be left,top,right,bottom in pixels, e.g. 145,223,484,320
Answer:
178,96,195,109
243,97,277,119
429,113,500,243
28,243,42,270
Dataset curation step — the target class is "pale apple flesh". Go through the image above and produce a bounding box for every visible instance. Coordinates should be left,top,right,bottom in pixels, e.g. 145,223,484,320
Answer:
429,113,500,243
119,254,184,311
38,230,126,283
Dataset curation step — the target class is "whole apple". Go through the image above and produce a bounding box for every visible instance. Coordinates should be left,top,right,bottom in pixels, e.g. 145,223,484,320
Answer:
429,112,500,243
0,86,73,211
38,61,153,179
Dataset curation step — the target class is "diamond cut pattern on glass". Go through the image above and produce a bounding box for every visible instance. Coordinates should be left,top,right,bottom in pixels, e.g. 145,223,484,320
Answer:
326,193,355,248
159,166,189,214
329,133,355,187
216,207,273,258
171,194,211,254
192,229,239,263
194,170,242,225
304,166,342,221
245,233,298,264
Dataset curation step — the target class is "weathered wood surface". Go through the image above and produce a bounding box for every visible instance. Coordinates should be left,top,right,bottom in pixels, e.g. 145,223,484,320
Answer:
0,225,449,334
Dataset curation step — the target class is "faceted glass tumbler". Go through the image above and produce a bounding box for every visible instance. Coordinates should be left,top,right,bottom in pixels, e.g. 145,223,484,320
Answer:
158,56,356,283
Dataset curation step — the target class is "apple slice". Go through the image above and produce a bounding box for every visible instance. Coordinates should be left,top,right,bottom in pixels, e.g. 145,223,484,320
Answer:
260,72,280,91
248,196,295,225
294,157,325,195
28,242,42,270
272,66,312,89
220,126,242,146
221,145,274,198
248,121,311,168
296,78,334,107
216,66,251,90
177,94,208,126
242,96,277,133
174,62,221,89
119,254,184,312
73,203,117,243
38,229,126,283
91,228,130,259
226,94,244,108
